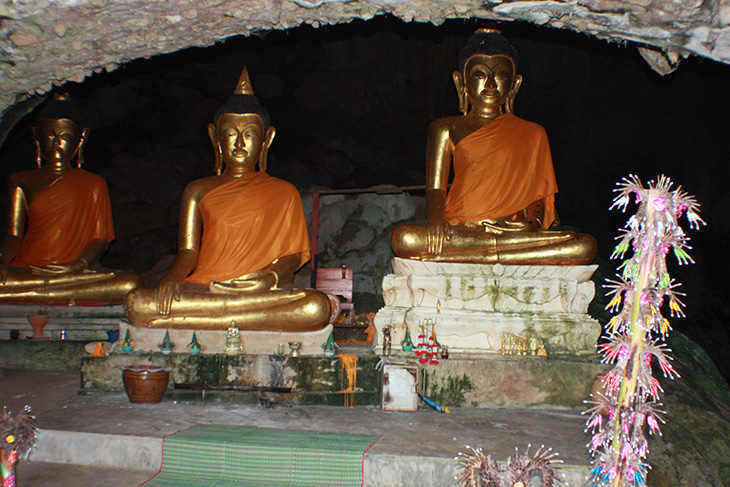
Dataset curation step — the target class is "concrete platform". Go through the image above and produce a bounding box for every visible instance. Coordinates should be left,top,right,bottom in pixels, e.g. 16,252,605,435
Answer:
0,368,594,487
0,304,124,341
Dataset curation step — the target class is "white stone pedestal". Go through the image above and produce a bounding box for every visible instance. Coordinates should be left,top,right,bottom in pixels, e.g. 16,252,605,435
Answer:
374,258,601,355
117,321,334,356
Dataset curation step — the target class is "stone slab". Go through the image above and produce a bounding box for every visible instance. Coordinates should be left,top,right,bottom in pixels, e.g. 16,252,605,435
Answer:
117,321,335,356
0,340,89,370
0,304,124,341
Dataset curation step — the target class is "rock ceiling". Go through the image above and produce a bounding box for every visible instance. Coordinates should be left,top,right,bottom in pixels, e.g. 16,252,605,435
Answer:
1,0,729,121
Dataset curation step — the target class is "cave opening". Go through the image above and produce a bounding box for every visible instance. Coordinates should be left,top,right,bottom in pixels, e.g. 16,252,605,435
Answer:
1,15,729,379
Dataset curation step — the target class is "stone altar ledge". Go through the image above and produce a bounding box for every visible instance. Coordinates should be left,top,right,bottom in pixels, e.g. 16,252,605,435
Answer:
118,321,334,356
0,304,124,341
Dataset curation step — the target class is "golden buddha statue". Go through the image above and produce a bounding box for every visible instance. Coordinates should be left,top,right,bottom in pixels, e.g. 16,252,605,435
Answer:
0,94,142,303
124,68,330,331
391,29,597,265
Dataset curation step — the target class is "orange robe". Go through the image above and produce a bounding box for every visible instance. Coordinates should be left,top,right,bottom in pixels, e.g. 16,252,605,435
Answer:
444,113,558,229
186,172,310,284
11,169,115,268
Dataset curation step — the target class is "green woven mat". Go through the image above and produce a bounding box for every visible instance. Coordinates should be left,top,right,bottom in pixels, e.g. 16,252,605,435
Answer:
141,424,381,487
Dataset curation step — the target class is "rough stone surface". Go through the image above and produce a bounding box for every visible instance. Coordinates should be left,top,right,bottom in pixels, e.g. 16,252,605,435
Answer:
1,0,730,119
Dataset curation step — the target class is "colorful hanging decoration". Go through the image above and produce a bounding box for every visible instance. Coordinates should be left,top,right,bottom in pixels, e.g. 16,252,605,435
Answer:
415,319,440,364
584,175,704,486
1,406,38,487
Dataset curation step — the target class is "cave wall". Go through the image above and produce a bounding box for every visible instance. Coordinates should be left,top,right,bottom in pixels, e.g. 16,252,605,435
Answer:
2,0,730,121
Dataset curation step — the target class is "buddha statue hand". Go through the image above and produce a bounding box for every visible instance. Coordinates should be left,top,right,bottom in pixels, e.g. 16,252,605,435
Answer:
209,269,279,294
156,274,184,315
426,217,451,256
473,218,541,234
28,258,88,275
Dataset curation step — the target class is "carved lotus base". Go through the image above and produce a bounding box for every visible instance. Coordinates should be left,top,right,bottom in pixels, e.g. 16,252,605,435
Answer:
374,258,601,355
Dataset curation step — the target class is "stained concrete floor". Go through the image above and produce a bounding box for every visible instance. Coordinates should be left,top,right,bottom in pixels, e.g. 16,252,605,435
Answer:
1,368,593,486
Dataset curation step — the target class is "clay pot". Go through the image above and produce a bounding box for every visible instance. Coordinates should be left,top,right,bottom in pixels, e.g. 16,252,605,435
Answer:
27,314,49,340
122,365,170,403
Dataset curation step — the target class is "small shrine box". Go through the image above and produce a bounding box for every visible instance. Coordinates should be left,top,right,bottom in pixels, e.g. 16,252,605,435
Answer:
380,361,418,412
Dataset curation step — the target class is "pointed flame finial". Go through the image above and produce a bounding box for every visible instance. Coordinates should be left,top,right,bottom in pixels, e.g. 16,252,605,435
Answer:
234,67,255,96
475,28,501,35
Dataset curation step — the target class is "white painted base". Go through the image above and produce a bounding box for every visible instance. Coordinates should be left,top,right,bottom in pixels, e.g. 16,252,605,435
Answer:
374,258,601,355
117,321,334,356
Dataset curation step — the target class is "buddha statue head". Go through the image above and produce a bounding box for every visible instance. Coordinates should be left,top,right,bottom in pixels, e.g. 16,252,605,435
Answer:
453,29,523,116
208,67,276,175
32,93,89,168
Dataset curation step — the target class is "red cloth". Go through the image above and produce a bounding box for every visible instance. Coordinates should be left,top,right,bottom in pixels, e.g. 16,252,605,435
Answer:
444,113,558,229
11,169,114,267
186,172,310,284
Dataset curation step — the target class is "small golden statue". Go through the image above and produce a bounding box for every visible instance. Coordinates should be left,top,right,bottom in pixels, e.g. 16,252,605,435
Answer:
125,68,330,331
0,93,142,303
224,322,243,355
391,29,597,265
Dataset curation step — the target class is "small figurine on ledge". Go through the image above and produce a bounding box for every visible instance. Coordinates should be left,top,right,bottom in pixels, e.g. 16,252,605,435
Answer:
0,93,142,304
391,29,596,265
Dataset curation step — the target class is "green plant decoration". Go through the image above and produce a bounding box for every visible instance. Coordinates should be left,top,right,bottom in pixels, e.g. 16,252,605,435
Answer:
322,330,338,355
160,330,174,350
188,331,200,348
401,327,414,351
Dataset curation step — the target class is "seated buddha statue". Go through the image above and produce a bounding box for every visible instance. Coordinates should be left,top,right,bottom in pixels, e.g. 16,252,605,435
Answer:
124,68,330,331
0,94,142,304
391,29,597,265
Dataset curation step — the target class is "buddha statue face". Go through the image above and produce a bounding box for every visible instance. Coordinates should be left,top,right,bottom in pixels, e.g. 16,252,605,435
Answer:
463,54,517,111
34,118,82,165
208,112,275,174
216,113,265,169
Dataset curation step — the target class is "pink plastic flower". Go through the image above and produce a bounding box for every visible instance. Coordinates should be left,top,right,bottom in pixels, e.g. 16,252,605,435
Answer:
591,433,601,449
653,196,666,212
621,442,632,459
588,414,603,428
647,415,661,433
